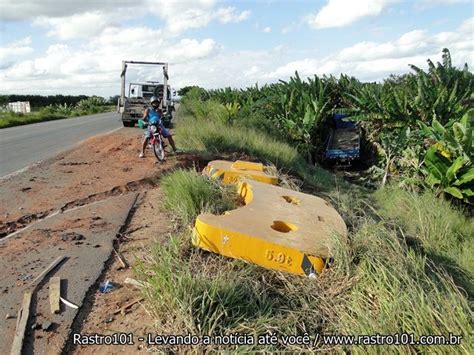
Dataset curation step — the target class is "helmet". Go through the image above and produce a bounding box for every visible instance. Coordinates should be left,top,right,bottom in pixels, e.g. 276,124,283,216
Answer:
150,96,160,104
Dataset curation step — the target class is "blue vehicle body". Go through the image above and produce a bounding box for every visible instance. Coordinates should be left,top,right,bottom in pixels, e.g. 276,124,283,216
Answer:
325,113,360,162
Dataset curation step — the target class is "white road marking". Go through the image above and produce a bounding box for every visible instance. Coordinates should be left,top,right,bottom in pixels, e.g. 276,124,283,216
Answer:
0,160,44,181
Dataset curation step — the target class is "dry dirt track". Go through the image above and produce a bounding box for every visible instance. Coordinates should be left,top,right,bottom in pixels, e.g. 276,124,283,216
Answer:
0,128,201,354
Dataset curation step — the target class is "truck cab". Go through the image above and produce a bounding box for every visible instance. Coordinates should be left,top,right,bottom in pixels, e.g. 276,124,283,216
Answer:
118,61,173,127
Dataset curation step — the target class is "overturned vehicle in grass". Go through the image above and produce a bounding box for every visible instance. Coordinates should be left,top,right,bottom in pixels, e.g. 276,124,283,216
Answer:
325,113,361,164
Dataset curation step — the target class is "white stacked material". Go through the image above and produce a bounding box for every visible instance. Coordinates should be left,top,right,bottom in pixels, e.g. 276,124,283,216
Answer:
8,101,31,113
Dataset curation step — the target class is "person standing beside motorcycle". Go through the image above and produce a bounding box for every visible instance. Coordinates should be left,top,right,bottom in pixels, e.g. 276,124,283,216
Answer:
139,96,178,158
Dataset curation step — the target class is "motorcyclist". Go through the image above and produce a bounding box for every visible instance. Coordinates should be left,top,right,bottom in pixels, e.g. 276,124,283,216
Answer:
139,96,178,158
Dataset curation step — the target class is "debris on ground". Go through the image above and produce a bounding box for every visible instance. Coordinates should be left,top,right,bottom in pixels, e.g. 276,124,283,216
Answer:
1,130,179,354
41,321,53,331
99,280,114,293
49,277,61,314
113,297,144,315
17,274,33,282
113,247,128,269
60,232,85,241
60,297,79,309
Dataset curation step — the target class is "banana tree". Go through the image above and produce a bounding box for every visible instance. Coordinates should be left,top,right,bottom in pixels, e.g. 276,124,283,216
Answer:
419,109,473,162
224,102,240,124
423,147,473,203
421,109,473,203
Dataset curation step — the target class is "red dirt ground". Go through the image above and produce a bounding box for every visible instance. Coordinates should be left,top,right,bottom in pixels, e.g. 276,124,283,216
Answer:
0,129,190,238
0,128,197,353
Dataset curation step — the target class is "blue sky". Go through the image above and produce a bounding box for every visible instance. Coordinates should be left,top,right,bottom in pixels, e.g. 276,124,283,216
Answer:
0,0,473,96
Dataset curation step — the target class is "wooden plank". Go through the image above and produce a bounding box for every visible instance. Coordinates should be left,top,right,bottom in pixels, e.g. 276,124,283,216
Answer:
113,247,128,269
49,277,61,314
10,291,32,355
124,277,147,289
27,255,66,290
10,256,65,354
113,297,144,315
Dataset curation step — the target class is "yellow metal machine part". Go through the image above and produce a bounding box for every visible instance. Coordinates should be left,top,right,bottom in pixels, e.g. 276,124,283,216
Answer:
193,178,347,276
203,160,278,185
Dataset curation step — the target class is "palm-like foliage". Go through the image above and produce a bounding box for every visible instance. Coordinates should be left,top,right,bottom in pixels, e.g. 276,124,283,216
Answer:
188,49,472,204
343,49,472,129
410,49,472,124
206,72,336,161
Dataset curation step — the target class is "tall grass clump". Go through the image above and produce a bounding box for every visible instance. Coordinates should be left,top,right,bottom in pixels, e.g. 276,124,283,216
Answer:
137,234,279,352
329,217,472,354
374,186,474,296
160,169,237,225
319,187,473,354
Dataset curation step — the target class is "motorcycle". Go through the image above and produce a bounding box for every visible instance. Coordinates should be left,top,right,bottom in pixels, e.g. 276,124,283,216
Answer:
148,124,166,162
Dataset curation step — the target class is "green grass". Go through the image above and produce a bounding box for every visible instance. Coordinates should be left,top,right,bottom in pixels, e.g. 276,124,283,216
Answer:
141,172,473,353
0,106,114,129
137,102,473,353
138,234,277,341
161,169,238,226
0,111,67,128
374,187,474,297
328,214,472,354
175,106,338,192
139,180,473,353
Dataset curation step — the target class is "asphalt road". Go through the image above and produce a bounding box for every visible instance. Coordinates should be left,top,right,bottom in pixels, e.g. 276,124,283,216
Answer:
0,112,123,177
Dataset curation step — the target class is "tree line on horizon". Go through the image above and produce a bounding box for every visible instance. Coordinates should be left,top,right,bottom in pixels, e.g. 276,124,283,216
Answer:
0,94,120,108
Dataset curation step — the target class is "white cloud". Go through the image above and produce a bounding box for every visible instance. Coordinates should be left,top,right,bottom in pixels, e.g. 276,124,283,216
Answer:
265,17,474,81
170,49,282,89
148,1,215,34
0,37,34,70
22,1,251,40
414,0,471,10
263,26,272,33
0,0,138,20
1,23,219,94
167,38,218,63
89,26,165,53
215,7,251,24
244,65,261,77
458,16,474,32
0,38,34,65
265,58,320,78
306,0,391,29
337,30,428,61
34,12,117,40
144,1,250,35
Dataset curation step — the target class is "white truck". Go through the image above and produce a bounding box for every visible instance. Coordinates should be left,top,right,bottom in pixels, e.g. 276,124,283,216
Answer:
118,60,173,127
